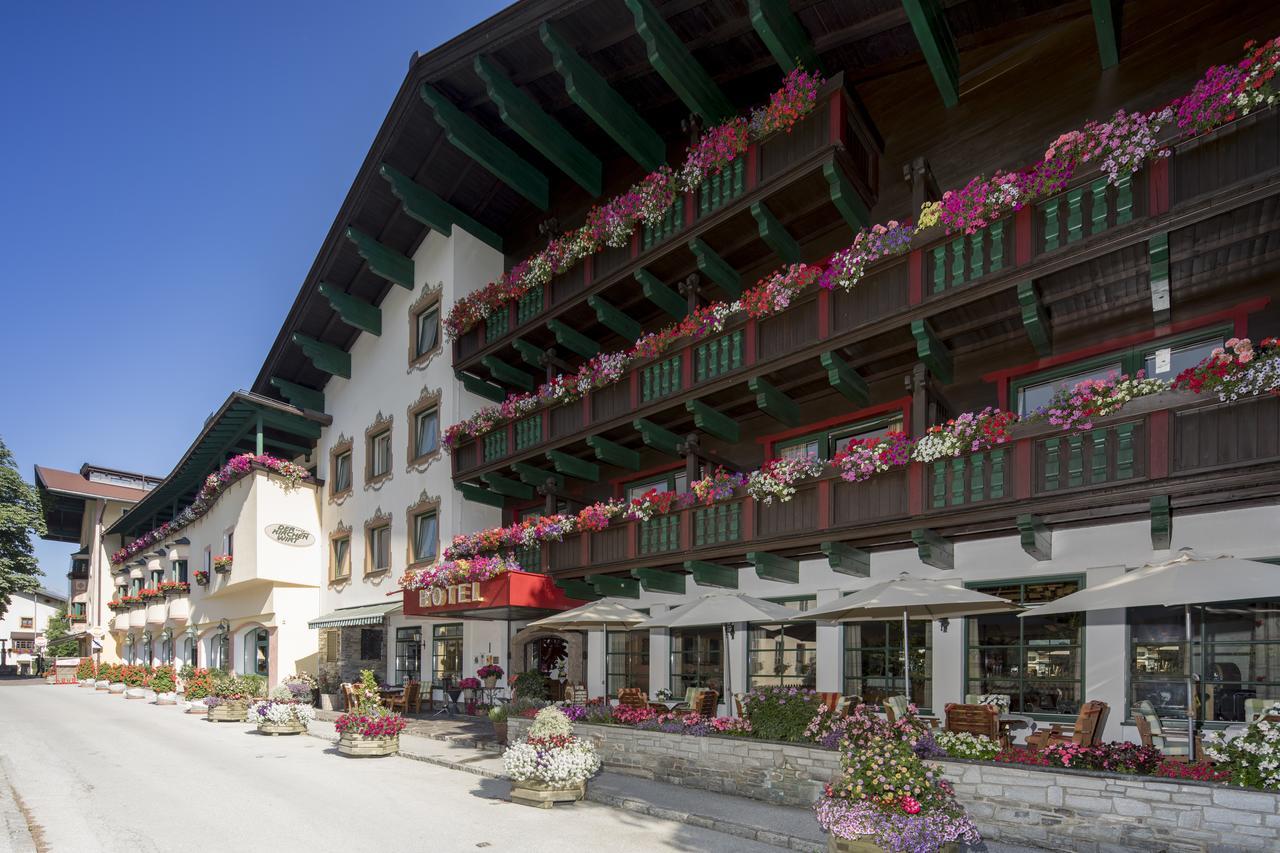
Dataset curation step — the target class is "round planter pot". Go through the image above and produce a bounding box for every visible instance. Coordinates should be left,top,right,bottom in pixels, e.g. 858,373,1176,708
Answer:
257,721,307,736
125,687,147,700
78,680,96,689
483,676,498,689
108,682,126,694
827,837,958,853
185,701,209,715
207,700,249,722
492,720,508,744
155,692,177,705
336,733,399,757
95,681,111,692
509,779,587,809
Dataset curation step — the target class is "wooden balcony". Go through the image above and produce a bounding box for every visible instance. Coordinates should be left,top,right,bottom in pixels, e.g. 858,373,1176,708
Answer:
451,107,1280,483
507,391,1280,580
452,75,880,375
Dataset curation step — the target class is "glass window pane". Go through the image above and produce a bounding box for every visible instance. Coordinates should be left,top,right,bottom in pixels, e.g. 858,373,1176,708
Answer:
432,623,463,684
607,629,650,696
670,627,722,696
417,308,439,357
1017,365,1122,416
830,416,905,455
779,439,820,462
335,452,352,492
416,410,439,457
414,512,438,563
844,619,931,708
1144,337,1222,380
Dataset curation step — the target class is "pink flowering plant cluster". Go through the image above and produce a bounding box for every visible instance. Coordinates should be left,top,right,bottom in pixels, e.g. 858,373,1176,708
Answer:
1173,336,1280,402
445,69,824,340
1173,38,1280,136
399,554,520,592
831,432,913,483
111,453,310,566
1029,372,1169,431
690,467,748,505
334,670,407,739
746,455,825,504
819,220,917,291
910,408,1017,464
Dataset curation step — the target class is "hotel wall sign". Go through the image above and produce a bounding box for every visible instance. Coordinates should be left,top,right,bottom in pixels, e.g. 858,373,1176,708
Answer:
419,582,484,609
265,524,316,547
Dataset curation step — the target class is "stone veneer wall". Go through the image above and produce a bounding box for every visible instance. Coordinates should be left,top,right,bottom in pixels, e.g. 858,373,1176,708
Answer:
318,625,387,686
508,719,1280,851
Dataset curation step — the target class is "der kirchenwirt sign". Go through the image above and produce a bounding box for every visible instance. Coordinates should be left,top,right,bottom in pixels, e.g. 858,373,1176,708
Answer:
265,524,315,547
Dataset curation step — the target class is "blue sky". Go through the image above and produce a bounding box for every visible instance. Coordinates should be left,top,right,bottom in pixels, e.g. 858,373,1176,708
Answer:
0,0,509,584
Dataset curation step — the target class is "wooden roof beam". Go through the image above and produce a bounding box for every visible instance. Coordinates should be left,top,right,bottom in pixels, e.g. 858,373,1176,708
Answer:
510,461,564,491
819,351,869,406
821,541,870,577
458,482,505,508
902,0,960,108
291,333,351,379
480,355,535,391
749,0,819,73
748,551,799,584
633,418,684,457
823,163,871,232
586,436,641,471
546,319,599,359
686,560,738,589
318,283,380,336
684,399,739,442
378,163,503,253
751,201,801,265
1017,514,1052,561
269,378,324,413
631,568,686,595
1091,0,1121,69
589,574,641,599
456,370,505,403
539,20,667,172
546,449,599,482
911,527,953,570
420,84,550,210
556,578,603,600
636,269,688,320
1016,281,1052,357
588,295,642,341
481,472,534,500
624,0,733,124
747,376,799,426
474,55,602,197
344,227,413,290
688,237,741,297
911,319,952,385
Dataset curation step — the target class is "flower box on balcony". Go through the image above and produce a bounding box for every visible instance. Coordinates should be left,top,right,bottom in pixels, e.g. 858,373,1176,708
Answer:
212,555,233,574
194,571,210,586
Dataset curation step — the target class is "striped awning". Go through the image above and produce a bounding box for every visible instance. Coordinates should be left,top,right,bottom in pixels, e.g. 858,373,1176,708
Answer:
308,601,401,629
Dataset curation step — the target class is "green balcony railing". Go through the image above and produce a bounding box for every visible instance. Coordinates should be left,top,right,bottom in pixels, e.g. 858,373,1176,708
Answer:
482,431,508,463
693,502,741,547
928,220,1007,295
516,285,544,325
929,448,1010,509
640,355,683,403
515,543,541,573
1039,422,1138,492
693,330,744,383
638,515,680,555
514,416,542,451
484,308,510,344
1038,174,1134,253
641,199,684,251
697,160,746,219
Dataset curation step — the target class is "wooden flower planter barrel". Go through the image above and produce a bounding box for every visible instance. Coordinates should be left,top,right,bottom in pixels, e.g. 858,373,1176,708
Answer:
509,779,586,809
336,733,399,757
829,838,958,853
207,701,248,722
258,721,307,736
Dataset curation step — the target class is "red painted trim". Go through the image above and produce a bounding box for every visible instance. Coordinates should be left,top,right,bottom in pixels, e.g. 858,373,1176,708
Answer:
681,344,694,388
1148,157,1170,217
746,144,759,191
1014,208,1033,266
742,499,755,541
683,191,695,228
679,508,692,551
982,297,1272,391
629,371,639,411
1148,410,1170,480
907,462,922,515
817,480,831,531
744,318,758,367
608,460,685,497
908,250,923,306
630,231,639,261
817,290,831,339
1014,440,1032,500
829,89,845,146
759,397,911,456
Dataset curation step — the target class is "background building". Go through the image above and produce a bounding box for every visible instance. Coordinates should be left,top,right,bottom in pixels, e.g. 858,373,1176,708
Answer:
0,587,66,674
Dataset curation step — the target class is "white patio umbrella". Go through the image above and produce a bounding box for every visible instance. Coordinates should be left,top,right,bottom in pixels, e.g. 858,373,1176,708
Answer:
527,598,650,693
804,573,1023,703
1024,549,1280,752
637,593,799,704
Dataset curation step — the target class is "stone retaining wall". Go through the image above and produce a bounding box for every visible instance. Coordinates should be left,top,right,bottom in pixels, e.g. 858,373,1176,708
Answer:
508,719,1280,851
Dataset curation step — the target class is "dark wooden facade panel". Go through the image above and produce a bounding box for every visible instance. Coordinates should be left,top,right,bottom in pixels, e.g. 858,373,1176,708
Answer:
1032,419,1148,497
595,244,632,281
1172,110,1280,208
551,265,587,307
1170,195,1280,294
549,400,583,440
548,535,583,572
590,526,628,565
757,484,819,538
832,260,909,333
832,469,908,527
1173,395,1280,474
591,381,632,424
760,101,831,182
759,296,818,361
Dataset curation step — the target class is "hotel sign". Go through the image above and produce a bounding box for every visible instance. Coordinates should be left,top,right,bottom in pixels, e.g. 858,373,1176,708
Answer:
418,582,485,610
265,523,315,547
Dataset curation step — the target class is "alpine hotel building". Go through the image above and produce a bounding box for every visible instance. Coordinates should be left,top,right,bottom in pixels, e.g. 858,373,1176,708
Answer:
45,0,1280,740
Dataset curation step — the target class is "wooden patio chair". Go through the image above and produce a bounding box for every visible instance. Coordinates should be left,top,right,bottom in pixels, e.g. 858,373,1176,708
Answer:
693,689,719,716
944,702,1003,747
816,692,842,713
339,682,356,711
386,680,421,714
617,688,648,710
733,692,746,717
1026,700,1109,750
883,695,910,723
1134,706,1191,759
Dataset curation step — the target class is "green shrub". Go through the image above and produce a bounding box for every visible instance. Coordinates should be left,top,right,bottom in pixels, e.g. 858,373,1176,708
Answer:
148,665,177,693
739,686,825,742
513,670,548,700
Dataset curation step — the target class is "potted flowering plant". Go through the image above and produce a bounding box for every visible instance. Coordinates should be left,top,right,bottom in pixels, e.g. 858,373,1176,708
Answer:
181,667,214,714
250,685,317,735
815,705,980,852
98,662,120,692
504,706,601,808
148,665,178,705
206,673,263,722
281,672,318,706
194,570,210,586
477,663,504,689
122,664,150,699
76,657,96,687
158,579,190,596
747,455,825,505
212,554,233,574
334,669,407,757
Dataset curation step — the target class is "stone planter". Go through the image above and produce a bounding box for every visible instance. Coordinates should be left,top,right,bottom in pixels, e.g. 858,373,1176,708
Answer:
318,693,340,711
185,700,209,715
96,681,111,692
483,675,498,689
125,687,147,700
509,779,587,809
78,679,96,688
336,732,399,757
828,837,957,853
207,700,248,722
493,720,508,744
108,682,126,694
257,721,307,736
155,692,177,705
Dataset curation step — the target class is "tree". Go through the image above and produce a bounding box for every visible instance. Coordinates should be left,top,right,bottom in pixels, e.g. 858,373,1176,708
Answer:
44,606,79,658
0,436,44,619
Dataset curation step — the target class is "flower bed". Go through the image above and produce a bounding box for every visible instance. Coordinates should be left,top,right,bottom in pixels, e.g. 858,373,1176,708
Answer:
442,40,1280,452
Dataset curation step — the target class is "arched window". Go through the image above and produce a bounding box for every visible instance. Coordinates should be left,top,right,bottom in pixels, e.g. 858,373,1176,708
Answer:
209,632,228,671
182,636,196,667
243,627,269,678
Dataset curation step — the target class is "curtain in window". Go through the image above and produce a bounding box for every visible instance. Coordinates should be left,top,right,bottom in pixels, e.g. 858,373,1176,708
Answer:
417,309,439,356
414,513,438,563
416,410,439,457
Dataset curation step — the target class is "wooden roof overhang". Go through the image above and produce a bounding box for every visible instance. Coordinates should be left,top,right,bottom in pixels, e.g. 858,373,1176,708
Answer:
106,392,332,539
249,0,1084,410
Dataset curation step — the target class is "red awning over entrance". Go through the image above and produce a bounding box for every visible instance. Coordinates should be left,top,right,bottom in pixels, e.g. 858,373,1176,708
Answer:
402,571,587,620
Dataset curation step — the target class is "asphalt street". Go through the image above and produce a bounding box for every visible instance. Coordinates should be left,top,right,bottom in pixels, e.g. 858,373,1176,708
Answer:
0,680,780,853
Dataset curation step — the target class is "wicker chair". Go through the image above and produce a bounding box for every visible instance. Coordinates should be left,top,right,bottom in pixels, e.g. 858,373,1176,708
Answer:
883,695,910,723
1026,700,1109,750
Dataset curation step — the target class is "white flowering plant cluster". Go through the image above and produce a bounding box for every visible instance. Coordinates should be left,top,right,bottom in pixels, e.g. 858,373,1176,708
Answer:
1203,718,1280,790
249,699,316,726
746,456,825,505
934,730,1001,760
501,707,601,786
